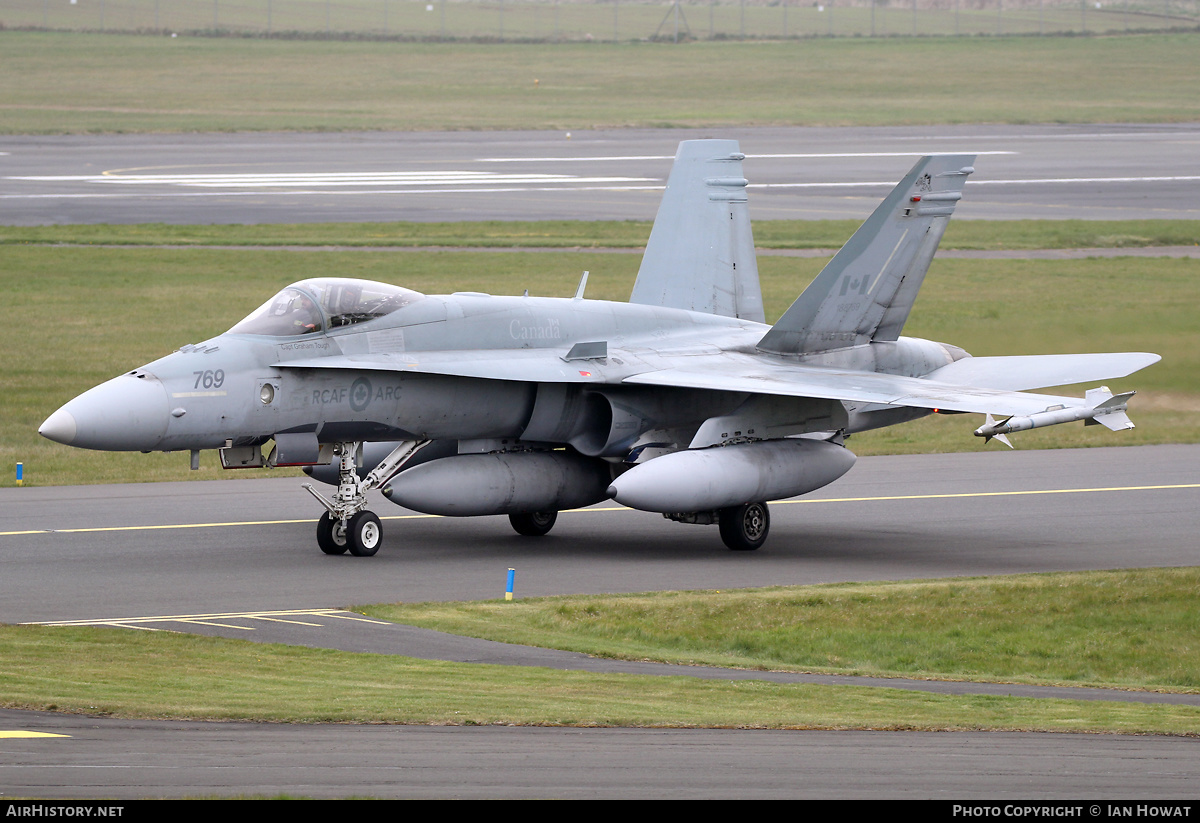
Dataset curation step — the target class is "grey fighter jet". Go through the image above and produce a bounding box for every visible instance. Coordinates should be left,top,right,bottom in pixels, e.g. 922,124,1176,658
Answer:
39,141,1160,556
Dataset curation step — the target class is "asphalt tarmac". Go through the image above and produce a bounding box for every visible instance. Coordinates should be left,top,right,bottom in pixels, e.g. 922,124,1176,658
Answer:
4,123,1200,225
3,125,1199,798
3,445,1199,798
4,445,1198,623
4,712,1199,800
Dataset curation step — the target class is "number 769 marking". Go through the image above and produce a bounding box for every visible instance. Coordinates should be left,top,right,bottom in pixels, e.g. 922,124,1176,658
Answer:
193,369,225,389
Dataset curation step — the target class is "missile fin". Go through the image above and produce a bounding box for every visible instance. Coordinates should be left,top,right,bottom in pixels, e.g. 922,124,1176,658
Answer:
1096,410,1135,432
976,414,1013,448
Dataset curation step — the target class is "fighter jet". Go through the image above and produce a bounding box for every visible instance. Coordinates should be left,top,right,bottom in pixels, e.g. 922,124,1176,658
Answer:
39,140,1159,556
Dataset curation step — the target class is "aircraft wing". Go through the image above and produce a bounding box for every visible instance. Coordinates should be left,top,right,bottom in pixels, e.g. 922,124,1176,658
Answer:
277,348,1158,418
274,350,611,383
621,351,1161,417
923,353,1161,392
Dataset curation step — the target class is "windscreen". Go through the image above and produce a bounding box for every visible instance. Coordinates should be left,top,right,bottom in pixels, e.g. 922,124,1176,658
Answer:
228,279,424,337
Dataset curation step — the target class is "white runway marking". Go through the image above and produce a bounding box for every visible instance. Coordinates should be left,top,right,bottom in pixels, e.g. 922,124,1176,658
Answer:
753,175,1200,190
4,167,1195,200
7,171,655,188
477,150,1018,162
970,175,1200,185
0,185,667,200
23,608,390,630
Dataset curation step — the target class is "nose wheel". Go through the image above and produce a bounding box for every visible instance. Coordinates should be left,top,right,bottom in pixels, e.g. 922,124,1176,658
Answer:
346,511,382,557
317,510,382,556
317,512,349,555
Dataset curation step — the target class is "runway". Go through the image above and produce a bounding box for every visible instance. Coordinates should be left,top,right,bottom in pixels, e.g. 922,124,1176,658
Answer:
4,124,1200,797
4,445,1198,623
4,711,1199,800
2,445,1200,798
4,123,1200,225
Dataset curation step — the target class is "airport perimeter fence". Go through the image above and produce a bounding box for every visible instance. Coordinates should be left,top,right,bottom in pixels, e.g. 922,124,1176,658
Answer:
2,0,1199,40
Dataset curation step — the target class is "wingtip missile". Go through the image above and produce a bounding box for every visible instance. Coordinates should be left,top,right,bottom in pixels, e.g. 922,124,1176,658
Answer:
976,414,1013,448
973,388,1137,445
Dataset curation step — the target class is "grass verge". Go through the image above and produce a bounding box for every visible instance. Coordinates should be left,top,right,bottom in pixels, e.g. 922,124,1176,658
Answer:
2,31,1200,133
5,219,1200,250
5,235,1196,487
2,570,1198,733
362,568,1200,691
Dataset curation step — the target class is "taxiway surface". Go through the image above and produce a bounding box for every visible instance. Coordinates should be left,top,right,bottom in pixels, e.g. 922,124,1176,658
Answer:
4,445,1198,624
4,123,1200,225
3,445,1200,798
4,124,1199,798
4,711,1199,800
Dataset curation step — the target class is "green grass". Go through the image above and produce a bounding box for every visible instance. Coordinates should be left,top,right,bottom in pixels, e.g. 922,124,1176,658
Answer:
363,569,1200,690
3,570,1200,733
2,31,1200,133
6,219,1200,250
3,0,1193,40
8,625,1200,733
5,233,1196,487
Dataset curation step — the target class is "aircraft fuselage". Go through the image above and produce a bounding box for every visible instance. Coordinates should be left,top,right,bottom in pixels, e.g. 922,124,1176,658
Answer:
42,292,961,458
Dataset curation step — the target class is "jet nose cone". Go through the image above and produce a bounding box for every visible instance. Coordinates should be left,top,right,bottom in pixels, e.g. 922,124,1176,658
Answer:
42,373,170,451
38,408,79,446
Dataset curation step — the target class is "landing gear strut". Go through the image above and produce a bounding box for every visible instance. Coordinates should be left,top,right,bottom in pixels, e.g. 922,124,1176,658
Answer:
304,440,429,557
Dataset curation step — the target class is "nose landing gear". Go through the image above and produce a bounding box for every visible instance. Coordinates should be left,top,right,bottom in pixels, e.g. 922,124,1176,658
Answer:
316,511,349,555
304,440,429,557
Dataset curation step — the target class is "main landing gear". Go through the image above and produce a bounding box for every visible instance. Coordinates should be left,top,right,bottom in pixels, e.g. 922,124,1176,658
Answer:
305,440,428,557
718,502,770,551
509,510,558,537
664,500,771,551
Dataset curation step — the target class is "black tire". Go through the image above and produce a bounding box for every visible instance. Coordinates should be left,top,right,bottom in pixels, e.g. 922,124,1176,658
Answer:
317,512,349,555
509,510,557,537
718,502,770,551
347,511,383,557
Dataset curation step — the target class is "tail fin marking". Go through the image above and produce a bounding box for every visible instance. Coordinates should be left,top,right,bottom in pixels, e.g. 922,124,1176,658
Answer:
757,154,975,356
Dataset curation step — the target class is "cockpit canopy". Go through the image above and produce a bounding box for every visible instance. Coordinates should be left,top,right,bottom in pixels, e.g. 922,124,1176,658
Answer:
228,278,424,337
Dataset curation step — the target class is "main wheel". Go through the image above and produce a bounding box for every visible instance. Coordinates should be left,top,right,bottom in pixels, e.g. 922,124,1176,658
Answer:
317,512,349,555
718,502,770,551
509,510,557,537
347,510,383,557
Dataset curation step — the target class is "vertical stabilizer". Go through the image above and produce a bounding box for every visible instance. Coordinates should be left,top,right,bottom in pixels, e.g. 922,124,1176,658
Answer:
630,140,765,324
757,154,975,356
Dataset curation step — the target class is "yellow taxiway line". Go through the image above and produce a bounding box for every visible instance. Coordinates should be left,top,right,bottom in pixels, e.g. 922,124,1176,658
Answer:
0,731,70,738
2,483,1197,538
